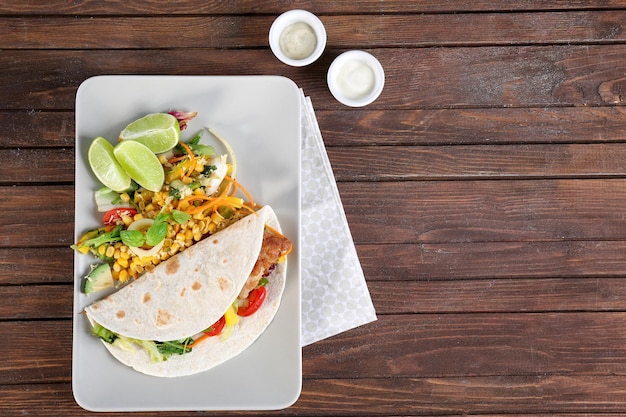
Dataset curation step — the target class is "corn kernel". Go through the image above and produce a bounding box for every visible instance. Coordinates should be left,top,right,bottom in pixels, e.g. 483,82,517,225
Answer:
111,269,120,280
118,257,129,268
105,246,115,258
97,245,106,256
211,212,224,223
120,251,130,259
119,269,129,282
193,231,202,241
112,262,122,272
185,230,193,240
170,242,180,254
134,213,144,221
120,193,131,202
113,249,121,259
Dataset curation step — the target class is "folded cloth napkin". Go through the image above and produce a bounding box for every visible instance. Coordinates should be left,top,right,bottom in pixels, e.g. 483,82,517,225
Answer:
299,90,377,346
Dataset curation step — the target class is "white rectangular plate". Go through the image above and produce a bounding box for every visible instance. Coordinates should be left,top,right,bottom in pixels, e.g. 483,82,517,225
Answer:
73,75,302,411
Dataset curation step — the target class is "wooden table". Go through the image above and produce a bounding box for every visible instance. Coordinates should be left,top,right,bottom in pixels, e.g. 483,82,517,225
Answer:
3,1,626,415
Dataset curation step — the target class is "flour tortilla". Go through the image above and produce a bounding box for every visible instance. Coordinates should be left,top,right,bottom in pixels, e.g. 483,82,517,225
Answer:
85,206,271,342
86,205,289,377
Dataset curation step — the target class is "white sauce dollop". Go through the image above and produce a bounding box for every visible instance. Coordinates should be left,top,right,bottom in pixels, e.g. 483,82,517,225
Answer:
336,59,376,100
279,22,317,60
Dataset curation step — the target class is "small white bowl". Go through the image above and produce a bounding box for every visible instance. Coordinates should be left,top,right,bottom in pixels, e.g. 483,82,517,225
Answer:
269,10,326,67
327,50,385,107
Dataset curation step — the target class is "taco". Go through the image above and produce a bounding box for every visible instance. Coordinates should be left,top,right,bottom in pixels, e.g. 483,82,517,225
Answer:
84,205,292,377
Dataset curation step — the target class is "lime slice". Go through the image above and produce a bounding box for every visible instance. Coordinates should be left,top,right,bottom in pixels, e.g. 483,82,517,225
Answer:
119,113,180,154
113,140,165,192
88,137,131,192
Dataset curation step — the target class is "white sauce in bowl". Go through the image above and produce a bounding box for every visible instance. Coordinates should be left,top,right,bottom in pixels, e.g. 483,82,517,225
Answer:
279,22,317,60
336,59,376,100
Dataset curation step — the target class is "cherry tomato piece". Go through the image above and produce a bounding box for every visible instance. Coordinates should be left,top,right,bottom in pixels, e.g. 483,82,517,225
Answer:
204,315,226,337
103,208,138,226
237,286,267,317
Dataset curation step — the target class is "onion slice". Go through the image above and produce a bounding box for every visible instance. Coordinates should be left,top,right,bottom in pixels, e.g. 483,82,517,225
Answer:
126,218,164,258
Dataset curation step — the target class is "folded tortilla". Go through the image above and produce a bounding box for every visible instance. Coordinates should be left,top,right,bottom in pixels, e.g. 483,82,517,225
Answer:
85,205,288,377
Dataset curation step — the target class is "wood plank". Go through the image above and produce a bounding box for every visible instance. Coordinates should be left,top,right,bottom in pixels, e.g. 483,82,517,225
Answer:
357,241,626,281
0,111,74,148
369,278,626,314
5,179,626,247
339,179,626,244
4,379,626,416
6,313,626,382
0,185,74,248
0,376,626,417
9,143,626,184
3,45,626,110
303,313,626,378
4,107,626,149
328,143,626,181
0,248,73,285
318,107,626,146
1,321,72,385
0,285,72,319
8,244,626,318
294,376,626,415
6,277,626,321
2,0,625,15
0,148,74,184
3,12,626,49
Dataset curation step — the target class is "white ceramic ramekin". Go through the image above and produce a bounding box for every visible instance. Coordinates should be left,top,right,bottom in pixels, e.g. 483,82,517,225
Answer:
269,10,327,67
327,50,385,107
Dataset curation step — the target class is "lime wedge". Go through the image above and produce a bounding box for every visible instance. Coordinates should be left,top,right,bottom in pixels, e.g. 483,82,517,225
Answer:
113,140,165,192
118,113,180,154
88,137,131,192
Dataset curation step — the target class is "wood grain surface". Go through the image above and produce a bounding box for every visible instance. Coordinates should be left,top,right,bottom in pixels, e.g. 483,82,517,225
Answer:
2,1,626,416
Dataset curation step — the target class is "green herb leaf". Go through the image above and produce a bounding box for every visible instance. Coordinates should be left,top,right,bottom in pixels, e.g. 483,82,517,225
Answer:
83,225,123,248
155,338,194,356
190,143,215,156
120,229,145,247
171,209,191,224
145,213,169,246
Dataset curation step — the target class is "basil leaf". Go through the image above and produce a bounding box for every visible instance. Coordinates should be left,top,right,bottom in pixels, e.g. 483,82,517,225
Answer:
171,209,191,224
146,215,169,246
120,229,145,247
190,143,215,156
83,225,122,248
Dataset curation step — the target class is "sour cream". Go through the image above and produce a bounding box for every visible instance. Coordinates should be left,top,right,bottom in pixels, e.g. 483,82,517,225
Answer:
327,50,385,107
336,59,376,100
279,22,317,60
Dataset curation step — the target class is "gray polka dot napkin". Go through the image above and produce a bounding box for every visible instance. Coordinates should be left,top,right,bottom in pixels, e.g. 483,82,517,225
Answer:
299,90,377,346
